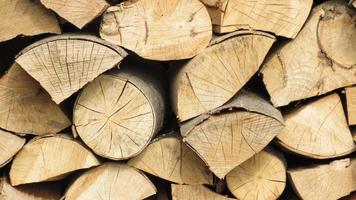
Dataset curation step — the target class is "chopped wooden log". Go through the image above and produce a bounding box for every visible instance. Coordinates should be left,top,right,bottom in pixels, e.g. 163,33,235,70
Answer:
0,177,61,200
9,134,100,186
350,0,356,8
288,158,354,200
15,34,128,104
0,63,71,135
128,134,212,185
0,0,60,42
200,0,312,38
171,184,234,200
181,91,284,178
100,0,212,61
73,63,165,160
346,86,356,125
40,0,109,29
261,0,356,107
276,93,356,159
0,129,25,167
65,163,156,200
171,30,275,121
226,148,286,200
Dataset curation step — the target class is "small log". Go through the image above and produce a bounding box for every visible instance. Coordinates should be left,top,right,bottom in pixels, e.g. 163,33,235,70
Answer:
226,148,286,200
171,30,275,121
0,129,25,167
0,177,61,200
100,0,212,61
128,134,213,185
276,93,356,159
73,63,165,160
200,0,312,38
0,0,60,42
261,0,356,107
0,63,71,135
346,86,356,125
288,158,354,200
171,184,234,200
181,91,284,178
40,0,109,29
350,0,356,8
65,163,157,200
9,134,100,186
15,34,128,104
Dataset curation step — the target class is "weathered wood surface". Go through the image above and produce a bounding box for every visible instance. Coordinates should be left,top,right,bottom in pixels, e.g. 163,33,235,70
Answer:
346,86,356,125
171,184,235,200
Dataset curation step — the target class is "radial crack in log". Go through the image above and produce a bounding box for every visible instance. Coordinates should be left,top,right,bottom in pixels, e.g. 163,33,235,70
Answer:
0,129,25,167
200,0,312,38
172,184,235,200
40,0,109,29
276,93,356,159
0,63,71,135
261,0,356,107
9,134,100,186
171,30,275,121
288,158,355,200
181,91,284,178
100,0,212,61
65,163,157,200
73,64,165,160
0,0,60,42
346,86,356,125
226,148,286,200
0,177,62,200
15,34,128,104
128,134,213,185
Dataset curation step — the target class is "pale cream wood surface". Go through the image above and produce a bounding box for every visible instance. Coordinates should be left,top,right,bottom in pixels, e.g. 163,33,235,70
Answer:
171,184,235,200
0,129,25,167
346,86,356,125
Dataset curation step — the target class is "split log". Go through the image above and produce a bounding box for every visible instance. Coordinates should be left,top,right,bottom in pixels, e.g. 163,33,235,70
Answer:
171,184,234,200
0,129,25,167
15,34,128,104
65,163,156,200
350,0,356,8
200,0,312,38
128,134,213,185
288,158,355,200
0,177,61,200
346,86,356,125
276,93,356,159
40,0,109,29
0,63,71,135
0,0,60,42
171,30,275,121
9,134,100,186
73,64,165,160
181,91,284,178
100,0,212,61
261,0,356,107
226,148,286,200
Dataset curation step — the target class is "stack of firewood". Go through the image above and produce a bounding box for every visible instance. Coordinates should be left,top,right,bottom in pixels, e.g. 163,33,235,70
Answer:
0,0,355,199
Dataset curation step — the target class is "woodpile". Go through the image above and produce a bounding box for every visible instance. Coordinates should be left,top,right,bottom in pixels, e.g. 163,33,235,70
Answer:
0,0,355,200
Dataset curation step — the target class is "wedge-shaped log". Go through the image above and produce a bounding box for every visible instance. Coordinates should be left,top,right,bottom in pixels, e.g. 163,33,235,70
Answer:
346,86,356,125
0,177,61,200
40,0,109,29
128,134,212,185
288,158,355,200
100,0,212,61
181,91,284,178
73,64,165,160
201,0,312,38
262,0,356,107
0,63,70,135
172,184,235,200
65,163,156,200
226,148,286,200
9,134,100,186
171,30,275,121
15,34,127,104
0,0,60,42
276,93,356,159
0,129,25,167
